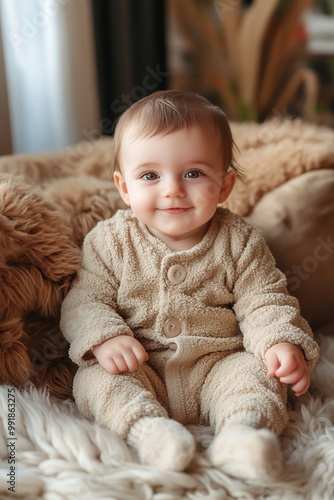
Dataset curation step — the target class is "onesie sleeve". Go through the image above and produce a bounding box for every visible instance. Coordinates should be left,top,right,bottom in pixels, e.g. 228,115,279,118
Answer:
231,224,319,370
60,220,134,366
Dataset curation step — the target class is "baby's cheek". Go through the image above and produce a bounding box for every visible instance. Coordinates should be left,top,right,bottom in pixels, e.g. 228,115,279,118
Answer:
195,185,220,207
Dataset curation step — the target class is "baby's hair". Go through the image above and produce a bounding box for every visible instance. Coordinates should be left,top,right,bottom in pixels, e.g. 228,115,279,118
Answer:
111,90,241,177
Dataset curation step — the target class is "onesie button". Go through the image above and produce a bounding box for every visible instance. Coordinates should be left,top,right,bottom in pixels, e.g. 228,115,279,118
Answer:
164,318,181,337
167,264,186,284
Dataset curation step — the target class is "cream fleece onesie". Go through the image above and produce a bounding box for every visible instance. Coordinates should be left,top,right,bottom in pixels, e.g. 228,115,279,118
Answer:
60,208,319,469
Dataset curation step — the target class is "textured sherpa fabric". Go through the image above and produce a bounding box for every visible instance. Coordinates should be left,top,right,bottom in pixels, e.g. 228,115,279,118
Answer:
226,118,334,216
60,207,319,439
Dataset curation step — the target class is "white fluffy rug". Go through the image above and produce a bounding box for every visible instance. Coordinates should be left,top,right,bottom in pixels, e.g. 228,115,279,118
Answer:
1,330,334,500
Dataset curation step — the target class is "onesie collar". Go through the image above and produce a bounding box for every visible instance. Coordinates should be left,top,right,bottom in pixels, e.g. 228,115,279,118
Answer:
123,208,229,261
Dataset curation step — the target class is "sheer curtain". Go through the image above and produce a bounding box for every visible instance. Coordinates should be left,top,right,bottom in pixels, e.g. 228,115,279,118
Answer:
0,0,100,154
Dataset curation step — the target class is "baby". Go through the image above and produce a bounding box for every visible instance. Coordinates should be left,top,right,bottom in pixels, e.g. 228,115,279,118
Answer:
60,90,319,478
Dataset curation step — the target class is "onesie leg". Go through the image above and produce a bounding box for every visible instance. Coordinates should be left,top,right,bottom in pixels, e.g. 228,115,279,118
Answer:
74,362,196,471
73,362,169,439
200,351,288,434
200,352,287,478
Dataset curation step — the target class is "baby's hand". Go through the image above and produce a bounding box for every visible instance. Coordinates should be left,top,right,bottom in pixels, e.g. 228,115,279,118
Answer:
91,335,148,375
265,342,310,396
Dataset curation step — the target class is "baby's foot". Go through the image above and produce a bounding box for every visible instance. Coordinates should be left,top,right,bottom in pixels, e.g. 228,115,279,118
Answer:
207,424,282,479
127,417,196,471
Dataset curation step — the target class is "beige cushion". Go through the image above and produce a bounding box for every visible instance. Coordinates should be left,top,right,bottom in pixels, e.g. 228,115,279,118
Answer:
246,169,334,328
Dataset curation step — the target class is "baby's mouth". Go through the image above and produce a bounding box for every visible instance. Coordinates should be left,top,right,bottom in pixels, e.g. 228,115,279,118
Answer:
161,207,190,215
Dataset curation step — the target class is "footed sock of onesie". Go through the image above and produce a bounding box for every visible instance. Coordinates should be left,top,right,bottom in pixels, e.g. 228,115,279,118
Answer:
207,424,282,479
127,416,196,471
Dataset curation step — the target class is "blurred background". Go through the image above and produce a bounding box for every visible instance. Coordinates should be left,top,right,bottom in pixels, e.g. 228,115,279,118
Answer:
0,0,333,155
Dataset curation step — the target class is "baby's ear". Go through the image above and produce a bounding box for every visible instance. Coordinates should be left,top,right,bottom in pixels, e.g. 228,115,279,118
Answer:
218,170,236,204
114,172,131,206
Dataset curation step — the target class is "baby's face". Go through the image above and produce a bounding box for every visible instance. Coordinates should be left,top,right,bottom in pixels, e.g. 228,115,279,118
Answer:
114,125,235,250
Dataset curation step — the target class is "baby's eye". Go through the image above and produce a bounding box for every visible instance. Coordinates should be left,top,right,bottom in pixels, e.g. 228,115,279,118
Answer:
185,170,202,178
142,172,159,181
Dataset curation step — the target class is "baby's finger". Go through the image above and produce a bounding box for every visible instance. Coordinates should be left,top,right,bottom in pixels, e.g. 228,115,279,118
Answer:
279,365,305,384
293,385,308,396
132,344,149,365
122,350,140,372
291,372,310,396
275,357,298,377
265,351,281,376
105,358,122,375
112,354,129,373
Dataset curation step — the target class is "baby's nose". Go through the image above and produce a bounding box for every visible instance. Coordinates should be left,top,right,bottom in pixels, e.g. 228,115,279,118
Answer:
162,178,185,197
